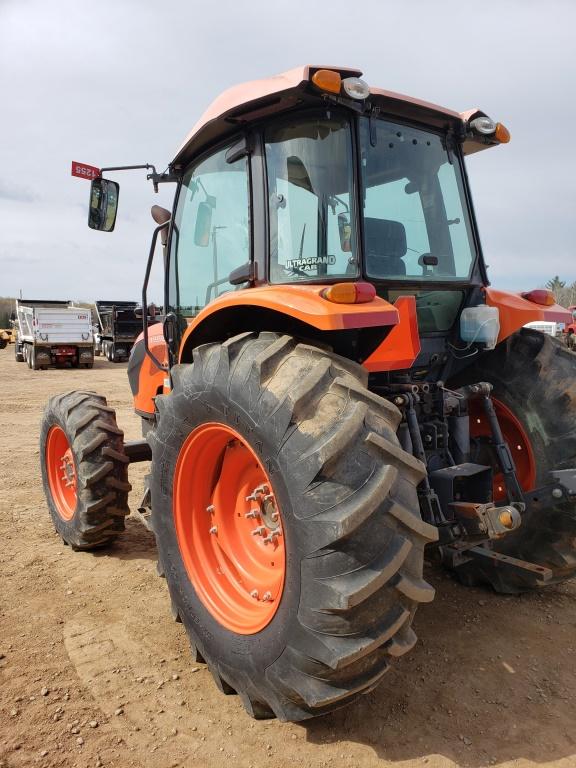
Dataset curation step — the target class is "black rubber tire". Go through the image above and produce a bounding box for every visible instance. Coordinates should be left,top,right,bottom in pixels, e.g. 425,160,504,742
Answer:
15,344,24,363
0,337,7,350
40,391,131,550
449,328,576,593
149,332,437,722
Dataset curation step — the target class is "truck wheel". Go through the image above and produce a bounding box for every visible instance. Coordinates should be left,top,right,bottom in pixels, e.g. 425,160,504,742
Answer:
40,391,131,550
15,344,24,363
149,332,437,721
449,328,576,593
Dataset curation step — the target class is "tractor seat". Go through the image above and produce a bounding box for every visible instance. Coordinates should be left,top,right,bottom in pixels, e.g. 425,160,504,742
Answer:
364,218,407,277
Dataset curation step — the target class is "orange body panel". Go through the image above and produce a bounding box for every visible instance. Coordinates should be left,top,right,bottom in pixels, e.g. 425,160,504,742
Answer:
132,323,168,416
485,288,571,343
178,285,399,362
363,296,421,372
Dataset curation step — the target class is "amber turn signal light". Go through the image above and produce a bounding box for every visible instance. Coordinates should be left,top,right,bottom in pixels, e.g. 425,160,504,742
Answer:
521,289,556,306
321,282,376,304
495,122,511,143
311,69,342,94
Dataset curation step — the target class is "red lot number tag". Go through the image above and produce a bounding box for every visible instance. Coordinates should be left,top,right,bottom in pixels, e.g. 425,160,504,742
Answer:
71,161,100,180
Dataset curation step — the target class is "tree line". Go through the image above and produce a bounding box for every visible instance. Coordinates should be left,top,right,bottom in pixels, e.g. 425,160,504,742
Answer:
545,278,576,309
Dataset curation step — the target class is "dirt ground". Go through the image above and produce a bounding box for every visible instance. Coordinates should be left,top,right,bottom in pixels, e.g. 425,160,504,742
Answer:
1,350,576,768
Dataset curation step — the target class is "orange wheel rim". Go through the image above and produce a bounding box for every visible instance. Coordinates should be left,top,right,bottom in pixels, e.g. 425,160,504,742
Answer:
46,426,77,520
173,423,285,634
469,397,536,502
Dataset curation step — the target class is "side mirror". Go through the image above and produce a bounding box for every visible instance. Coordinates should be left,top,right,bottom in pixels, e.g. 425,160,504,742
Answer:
89,177,120,232
194,201,212,247
337,212,352,252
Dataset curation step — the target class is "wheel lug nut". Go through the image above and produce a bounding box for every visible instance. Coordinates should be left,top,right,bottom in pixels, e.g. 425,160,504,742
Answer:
262,592,272,602
251,526,266,537
245,509,260,519
206,505,215,514
209,526,218,535
250,590,259,599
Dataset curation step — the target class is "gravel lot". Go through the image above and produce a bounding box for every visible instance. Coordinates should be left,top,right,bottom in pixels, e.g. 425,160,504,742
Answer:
1,350,576,768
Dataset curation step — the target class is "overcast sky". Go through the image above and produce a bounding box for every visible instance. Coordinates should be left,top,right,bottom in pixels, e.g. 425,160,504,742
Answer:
1,0,574,302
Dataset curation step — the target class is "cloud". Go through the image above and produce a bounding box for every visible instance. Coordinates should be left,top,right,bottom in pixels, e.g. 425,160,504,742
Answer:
0,179,38,203
0,0,574,299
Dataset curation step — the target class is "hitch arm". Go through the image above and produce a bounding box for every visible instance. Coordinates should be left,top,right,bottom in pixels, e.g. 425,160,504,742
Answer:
480,394,525,505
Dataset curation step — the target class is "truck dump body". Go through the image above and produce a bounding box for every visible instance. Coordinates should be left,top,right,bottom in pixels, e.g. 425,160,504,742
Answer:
94,301,144,362
15,300,94,369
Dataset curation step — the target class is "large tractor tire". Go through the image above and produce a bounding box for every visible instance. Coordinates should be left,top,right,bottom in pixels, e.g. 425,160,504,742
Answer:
40,391,131,550
149,332,437,721
449,328,576,593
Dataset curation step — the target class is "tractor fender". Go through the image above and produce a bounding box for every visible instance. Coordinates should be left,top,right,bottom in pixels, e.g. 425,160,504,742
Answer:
128,323,167,417
485,287,571,343
178,284,400,363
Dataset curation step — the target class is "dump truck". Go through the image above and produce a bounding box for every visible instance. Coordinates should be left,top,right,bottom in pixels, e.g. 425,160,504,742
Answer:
40,66,574,722
15,299,94,369
94,300,146,361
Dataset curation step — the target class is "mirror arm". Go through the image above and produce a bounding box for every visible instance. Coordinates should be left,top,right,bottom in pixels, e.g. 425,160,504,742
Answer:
98,164,178,193
142,222,170,372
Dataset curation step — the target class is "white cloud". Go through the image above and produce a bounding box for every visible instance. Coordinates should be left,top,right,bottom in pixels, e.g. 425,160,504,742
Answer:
1,0,574,299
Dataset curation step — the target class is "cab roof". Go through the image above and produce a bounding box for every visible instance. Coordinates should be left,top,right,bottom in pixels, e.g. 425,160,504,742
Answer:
171,65,488,168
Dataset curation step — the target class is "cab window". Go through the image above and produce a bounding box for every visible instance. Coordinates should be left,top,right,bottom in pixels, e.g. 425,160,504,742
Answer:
169,143,250,317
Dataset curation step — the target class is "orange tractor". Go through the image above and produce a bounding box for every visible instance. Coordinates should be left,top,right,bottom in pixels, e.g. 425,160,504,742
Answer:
41,66,575,721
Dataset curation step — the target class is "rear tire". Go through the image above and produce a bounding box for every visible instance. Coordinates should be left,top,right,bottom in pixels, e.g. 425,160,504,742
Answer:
150,332,437,721
449,328,576,593
40,391,131,549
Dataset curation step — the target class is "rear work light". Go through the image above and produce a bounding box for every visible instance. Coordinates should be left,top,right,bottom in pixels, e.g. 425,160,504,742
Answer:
321,282,376,304
469,116,511,144
521,289,556,306
311,70,370,100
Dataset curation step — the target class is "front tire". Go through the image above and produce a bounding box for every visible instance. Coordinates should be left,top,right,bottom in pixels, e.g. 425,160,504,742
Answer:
150,333,437,721
40,391,131,549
